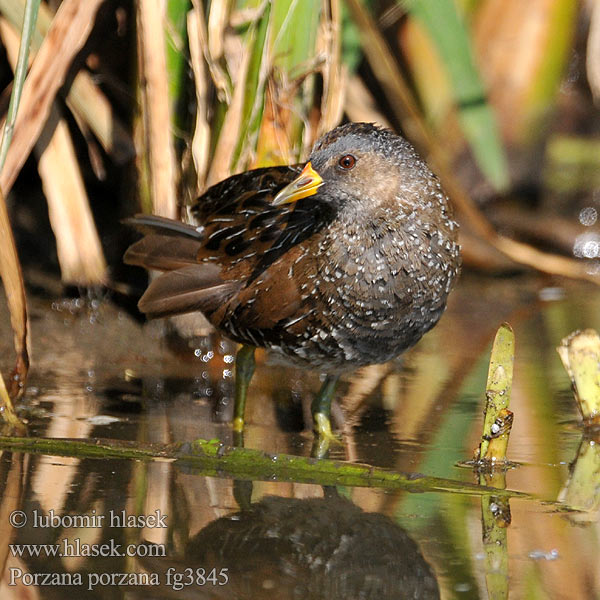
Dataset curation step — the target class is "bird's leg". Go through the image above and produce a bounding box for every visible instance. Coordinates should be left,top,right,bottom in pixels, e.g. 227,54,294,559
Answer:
233,344,256,432
312,374,340,442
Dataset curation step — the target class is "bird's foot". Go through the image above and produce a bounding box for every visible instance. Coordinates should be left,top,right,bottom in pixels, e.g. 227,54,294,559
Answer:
311,414,342,458
313,412,342,445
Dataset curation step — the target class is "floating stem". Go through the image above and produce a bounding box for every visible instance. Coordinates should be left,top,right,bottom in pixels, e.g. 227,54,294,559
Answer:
0,435,528,499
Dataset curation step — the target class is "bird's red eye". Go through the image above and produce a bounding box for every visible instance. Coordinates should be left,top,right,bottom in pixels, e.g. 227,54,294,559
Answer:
338,154,356,170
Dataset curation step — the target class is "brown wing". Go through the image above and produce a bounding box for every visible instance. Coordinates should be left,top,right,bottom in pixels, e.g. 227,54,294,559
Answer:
125,166,334,329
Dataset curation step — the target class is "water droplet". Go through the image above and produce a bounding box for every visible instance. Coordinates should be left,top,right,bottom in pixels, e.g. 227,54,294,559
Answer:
584,241,600,258
529,549,559,561
573,232,600,258
587,262,600,275
538,287,565,302
579,206,597,226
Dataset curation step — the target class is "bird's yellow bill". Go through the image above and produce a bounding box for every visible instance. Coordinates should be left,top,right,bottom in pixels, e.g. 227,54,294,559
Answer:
272,162,323,205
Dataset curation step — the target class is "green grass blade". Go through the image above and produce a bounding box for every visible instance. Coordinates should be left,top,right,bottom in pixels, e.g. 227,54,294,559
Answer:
0,0,45,47
403,0,509,191
165,0,191,132
271,0,320,76
232,1,271,169
525,0,577,138
0,0,41,171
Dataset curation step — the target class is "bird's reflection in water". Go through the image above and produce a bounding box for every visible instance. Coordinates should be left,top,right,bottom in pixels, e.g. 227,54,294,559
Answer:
136,492,439,599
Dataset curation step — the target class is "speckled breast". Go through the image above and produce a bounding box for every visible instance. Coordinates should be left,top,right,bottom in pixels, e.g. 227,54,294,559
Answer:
233,213,460,372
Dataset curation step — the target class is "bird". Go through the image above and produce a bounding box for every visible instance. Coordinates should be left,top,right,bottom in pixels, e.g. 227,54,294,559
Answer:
124,122,460,440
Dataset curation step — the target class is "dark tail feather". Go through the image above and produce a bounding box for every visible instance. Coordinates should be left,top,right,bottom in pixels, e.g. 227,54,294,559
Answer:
124,214,204,238
124,214,206,271
124,215,238,318
138,265,241,320
124,234,206,271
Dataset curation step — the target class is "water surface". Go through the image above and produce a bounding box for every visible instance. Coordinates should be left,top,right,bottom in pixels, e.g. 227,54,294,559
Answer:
0,274,599,599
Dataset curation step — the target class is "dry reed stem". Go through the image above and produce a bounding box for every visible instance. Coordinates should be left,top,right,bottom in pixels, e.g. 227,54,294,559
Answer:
194,0,229,103
136,0,177,218
0,452,24,575
188,7,211,191
0,18,106,284
0,184,28,406
207,0,229,63
587,0,600,104
206,42,251,185
0,370,21,427
65,70,135,165
318,0,345,135
30,392,95,519
36,107,107,284
0,0,104,195
0,0,133,162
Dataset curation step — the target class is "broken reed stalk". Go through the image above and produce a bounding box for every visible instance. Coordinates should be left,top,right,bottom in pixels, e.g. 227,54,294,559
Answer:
557,329,600,423
478,323,515,463
556,330,600,521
